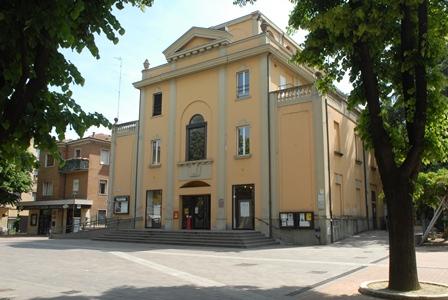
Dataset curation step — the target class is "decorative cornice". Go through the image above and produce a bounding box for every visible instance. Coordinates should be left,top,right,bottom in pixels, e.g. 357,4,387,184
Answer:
167,39,230,63
163,26,233,61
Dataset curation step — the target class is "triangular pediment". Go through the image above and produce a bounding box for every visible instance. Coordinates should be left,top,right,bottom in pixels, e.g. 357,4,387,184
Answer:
163,27,232,61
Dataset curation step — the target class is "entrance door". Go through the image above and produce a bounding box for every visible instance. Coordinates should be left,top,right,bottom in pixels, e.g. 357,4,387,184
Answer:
146,190,162,228
233,184,255,230
38,209,51,235
182,195,210,229
66,206,81,233
371,191,377,229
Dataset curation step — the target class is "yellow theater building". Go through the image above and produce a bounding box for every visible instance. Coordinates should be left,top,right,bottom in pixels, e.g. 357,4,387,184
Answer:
109,11,383,244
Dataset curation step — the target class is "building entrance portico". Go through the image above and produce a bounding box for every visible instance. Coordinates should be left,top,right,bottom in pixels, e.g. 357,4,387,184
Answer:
181,195,210,230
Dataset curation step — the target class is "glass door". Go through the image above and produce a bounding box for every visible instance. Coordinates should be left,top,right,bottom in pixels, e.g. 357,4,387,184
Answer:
146,190,162,228
182,195,210,229
233,184,255,230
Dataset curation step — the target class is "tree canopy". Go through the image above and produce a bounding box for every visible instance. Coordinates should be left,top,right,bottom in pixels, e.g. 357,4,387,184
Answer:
0,0,153,204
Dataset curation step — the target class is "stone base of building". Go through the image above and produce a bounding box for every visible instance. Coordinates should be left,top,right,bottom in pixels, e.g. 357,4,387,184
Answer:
332,217,369,242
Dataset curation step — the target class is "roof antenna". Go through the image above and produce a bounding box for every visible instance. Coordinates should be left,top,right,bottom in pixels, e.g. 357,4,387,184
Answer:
114,57,123,122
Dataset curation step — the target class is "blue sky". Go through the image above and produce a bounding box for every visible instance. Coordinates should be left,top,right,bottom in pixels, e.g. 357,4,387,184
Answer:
63,0,351,139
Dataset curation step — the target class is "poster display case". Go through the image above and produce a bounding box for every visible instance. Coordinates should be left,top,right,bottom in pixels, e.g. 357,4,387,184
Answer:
279,212,314,229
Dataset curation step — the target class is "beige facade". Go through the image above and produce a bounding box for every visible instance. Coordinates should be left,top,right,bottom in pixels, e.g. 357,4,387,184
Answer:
21,134,111,235
109,11,383,244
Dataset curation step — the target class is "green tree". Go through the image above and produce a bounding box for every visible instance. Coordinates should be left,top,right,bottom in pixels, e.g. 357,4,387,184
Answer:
0,148,34,206
0,0,153,204
235,0,448,291
414,168,448,232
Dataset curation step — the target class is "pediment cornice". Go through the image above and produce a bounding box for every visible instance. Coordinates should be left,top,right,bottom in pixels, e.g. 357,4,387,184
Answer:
163,27,232,62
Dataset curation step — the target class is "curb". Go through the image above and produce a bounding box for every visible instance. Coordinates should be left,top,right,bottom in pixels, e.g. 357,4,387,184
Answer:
359,280,448,300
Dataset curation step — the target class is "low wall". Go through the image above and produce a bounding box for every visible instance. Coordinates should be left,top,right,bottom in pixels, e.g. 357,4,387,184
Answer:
332,217,369,242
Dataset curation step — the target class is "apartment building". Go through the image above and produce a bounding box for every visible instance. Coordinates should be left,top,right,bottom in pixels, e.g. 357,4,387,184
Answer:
109,11,384,244
20,134,111,235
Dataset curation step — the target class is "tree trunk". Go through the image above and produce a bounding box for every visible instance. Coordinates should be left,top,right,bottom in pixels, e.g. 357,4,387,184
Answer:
385,177,420,291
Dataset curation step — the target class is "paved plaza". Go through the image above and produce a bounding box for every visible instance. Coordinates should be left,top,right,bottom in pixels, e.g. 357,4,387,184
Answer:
0,231,447,300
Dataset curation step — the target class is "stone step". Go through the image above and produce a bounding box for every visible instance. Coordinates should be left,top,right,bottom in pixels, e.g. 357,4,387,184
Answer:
113,229,263,236
101,232,267,241
92,230,278,248
93,236,278,248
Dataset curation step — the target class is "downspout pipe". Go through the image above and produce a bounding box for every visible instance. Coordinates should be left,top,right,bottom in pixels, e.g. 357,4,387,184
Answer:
324,97,334,243
267,52,273,238
133,90,142,228
362,142,370,230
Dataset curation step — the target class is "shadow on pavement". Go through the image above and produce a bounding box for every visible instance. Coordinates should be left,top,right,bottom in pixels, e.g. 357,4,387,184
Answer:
29,284,375,300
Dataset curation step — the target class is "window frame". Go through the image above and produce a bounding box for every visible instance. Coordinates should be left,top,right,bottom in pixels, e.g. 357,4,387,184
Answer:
74,148,81,158
279,75,287,89
100,149,110,165
186,114,207,161
151,139,161,165
333,121,343,156
45,153,54,167
152,93,162,117
99,179,108,195
236,70,250,98
72,179,80,194
113,196,129,214
236,125,251,157
42,181,53,196
354,134,363,164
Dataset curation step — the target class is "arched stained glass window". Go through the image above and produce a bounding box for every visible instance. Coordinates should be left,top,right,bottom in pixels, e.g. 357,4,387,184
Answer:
186,114,207,161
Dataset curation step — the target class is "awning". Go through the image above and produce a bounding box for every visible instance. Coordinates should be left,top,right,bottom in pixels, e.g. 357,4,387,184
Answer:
18,199,93,210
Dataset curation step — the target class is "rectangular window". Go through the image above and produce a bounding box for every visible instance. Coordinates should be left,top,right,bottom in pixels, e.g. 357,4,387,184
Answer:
153,93,162,116
237,70,249,98
356,182,362,216
114,196,129,214
146,190,162,228
42,182,53,196
72,179,79,193
279,75,287,89
151,139,161,165
100,149,110,165
45,154,54,167
237,126,250,156
333,174,343,216
333,121,342,155
355,134,363,163
74,148,81,158
370,151,377,170
99,179,107,195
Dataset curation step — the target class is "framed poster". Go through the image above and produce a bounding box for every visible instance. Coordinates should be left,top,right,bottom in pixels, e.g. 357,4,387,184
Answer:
279,212,295,228
297,212,314,229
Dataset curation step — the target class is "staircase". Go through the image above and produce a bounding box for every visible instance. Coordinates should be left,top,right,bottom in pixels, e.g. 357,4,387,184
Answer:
92,229,279,248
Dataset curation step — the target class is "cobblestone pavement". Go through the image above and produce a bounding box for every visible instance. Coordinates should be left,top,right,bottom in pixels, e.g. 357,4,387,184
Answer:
0,231,446,299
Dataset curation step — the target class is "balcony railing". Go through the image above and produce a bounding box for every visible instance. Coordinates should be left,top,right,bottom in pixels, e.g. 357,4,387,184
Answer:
271,84,317,106
59,158,89,173
115,120,138,135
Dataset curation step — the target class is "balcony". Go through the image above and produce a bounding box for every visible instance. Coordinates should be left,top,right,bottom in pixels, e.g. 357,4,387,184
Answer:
59,158,89,173
270,84,318,107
